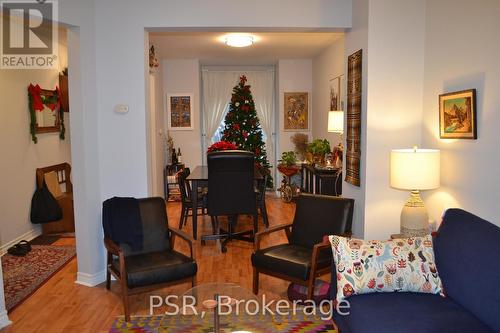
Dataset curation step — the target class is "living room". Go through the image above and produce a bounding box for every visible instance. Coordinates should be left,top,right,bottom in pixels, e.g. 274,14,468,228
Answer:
0,0,499,332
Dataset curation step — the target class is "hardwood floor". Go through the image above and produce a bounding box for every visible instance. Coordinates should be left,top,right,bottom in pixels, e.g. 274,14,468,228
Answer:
2,194,311,333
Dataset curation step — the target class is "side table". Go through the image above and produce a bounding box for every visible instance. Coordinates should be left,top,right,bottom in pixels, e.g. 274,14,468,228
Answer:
164,163,185,201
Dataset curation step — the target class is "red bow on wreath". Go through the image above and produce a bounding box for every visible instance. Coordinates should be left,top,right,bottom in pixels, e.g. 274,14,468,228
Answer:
28,83,44,111
46,86,62,111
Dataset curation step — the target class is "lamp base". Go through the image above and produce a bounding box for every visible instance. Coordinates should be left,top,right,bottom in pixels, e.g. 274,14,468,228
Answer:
400,190,429,237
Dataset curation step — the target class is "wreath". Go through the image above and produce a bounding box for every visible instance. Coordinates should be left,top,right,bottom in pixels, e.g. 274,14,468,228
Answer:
28,83,65,143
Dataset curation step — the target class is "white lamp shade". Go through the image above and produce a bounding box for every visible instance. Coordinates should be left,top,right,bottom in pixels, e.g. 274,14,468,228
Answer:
390,148,440,190
328,111,344,133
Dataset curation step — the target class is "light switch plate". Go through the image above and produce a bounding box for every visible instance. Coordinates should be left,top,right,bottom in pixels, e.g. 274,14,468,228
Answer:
114,104,129,114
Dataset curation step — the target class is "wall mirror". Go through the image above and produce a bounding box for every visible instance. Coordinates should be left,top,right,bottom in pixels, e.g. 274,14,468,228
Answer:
35,89,60,133
28,84,66,143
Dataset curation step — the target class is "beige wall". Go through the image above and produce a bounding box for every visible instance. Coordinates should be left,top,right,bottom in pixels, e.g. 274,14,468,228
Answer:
312,37,345,146
0,33,71,247
422,0,500,227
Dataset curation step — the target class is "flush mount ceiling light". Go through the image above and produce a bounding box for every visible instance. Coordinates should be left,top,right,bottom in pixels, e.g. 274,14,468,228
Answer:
224,35,254,47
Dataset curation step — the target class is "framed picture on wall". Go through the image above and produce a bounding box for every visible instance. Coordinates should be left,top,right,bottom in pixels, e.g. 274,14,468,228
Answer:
439,89,477,139
167,93,193,130
329,76,340,111
284,92,309,131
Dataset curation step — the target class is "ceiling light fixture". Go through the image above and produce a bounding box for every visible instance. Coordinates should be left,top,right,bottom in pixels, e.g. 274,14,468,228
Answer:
224,35,254,48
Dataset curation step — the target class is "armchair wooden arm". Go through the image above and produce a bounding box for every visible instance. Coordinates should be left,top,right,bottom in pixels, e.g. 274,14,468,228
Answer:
169,227,195,259
308,231,352,292
104,237,123,256
254,223,293,251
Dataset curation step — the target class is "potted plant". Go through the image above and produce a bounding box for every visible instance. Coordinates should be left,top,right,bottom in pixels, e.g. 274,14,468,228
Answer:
279,151,297,167
307,139,331,165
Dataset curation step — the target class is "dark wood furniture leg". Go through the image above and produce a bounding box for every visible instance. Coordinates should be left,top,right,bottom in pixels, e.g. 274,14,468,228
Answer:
253,267,259,294
191,179,198,240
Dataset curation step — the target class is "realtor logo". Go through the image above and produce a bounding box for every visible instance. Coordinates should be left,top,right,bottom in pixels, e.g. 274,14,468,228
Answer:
1,0,58,69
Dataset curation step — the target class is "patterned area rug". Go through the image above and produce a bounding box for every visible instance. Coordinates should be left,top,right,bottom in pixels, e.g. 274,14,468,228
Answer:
109,313,338,332
1,244,76,311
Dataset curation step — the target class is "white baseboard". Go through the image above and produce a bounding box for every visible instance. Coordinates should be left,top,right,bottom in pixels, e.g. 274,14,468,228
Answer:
0,310,11,329
75,270,106,287
0,227,42,256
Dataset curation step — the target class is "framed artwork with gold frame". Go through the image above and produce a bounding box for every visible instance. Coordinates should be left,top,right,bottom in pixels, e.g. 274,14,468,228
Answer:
439,89,477,139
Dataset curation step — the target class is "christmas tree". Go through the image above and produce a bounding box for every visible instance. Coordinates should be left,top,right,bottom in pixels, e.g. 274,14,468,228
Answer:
221,75,273,187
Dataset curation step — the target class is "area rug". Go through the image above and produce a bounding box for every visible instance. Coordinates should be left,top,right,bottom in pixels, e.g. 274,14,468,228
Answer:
109,313,337,332
1,244,76,312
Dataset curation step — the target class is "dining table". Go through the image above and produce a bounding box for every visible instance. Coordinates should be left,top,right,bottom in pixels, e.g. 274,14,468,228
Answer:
185,165,263,240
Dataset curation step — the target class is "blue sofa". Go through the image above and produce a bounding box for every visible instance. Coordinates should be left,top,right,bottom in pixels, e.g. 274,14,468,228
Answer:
331,209,500,333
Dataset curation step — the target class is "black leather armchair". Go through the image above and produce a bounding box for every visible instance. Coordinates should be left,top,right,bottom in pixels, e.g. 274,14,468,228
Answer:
103,197,197,321
251,193,354,299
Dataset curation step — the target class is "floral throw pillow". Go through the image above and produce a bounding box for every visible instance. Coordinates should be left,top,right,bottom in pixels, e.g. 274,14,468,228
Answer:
329,235,444,303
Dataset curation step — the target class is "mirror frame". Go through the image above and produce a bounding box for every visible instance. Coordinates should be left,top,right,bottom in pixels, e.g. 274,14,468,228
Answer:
35,89,61,134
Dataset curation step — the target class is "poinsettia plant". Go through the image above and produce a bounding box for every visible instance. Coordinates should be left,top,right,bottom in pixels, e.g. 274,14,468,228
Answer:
207,141,238,153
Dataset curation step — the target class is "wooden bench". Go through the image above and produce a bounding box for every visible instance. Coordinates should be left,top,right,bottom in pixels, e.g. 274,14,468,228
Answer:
35,163,75,234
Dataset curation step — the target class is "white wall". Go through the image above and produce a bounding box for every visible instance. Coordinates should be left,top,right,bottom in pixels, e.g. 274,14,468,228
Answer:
163,59,202,169
342,0,369,238
422,0,500,226
361,0,426,240
312,37,345,145
0,40,71,248
277,59,313,155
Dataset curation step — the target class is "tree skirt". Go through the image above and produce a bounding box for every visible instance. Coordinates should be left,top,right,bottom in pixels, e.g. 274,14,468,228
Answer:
1,245,76,312
109,313,337,332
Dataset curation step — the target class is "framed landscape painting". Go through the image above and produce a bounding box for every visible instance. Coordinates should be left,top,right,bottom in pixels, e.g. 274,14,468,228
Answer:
284,92,309,130
439,89,477,139
167,93,193,130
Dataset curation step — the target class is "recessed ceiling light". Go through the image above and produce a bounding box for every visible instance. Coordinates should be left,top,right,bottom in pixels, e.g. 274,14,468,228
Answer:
224,35,254,48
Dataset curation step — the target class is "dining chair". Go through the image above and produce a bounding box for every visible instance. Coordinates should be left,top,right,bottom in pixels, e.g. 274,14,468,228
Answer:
103,197,197,321
177,167,207,230
202,150,258,252
251,193,354,299
255,166,269,228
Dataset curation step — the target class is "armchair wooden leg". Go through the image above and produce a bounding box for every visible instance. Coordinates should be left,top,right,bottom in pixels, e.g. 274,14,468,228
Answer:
306,275,315,300
253,267,259,295
122,285,130,322
192,275,197,288
106,253,112,290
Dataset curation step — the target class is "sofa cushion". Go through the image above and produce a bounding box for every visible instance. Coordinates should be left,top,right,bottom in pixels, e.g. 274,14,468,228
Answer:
334,292,494,333
251,244,332,281
112,250,197,288
434,209,500,332
329,235,443,303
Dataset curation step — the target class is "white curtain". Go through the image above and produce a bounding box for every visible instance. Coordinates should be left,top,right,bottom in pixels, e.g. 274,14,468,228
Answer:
202,69,275,170
245,71,275,176
201,71,237,150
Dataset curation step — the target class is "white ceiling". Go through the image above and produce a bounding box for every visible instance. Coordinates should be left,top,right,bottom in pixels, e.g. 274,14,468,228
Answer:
149,32,343,65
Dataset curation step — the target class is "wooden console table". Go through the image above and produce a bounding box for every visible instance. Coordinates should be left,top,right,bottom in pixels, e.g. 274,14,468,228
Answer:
301,164,342,196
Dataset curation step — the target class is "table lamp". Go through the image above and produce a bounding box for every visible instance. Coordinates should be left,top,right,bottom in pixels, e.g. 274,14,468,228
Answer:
328,111,344,168
390,147,440,237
